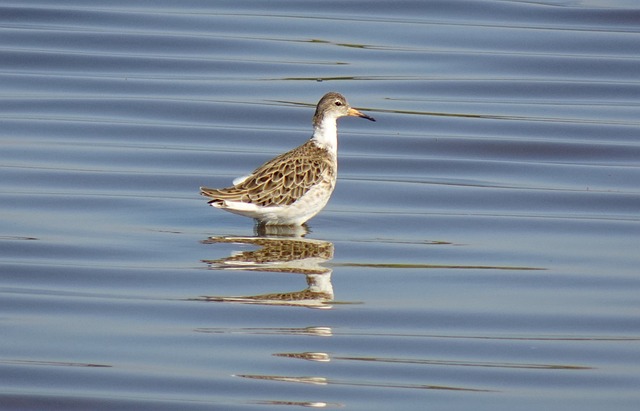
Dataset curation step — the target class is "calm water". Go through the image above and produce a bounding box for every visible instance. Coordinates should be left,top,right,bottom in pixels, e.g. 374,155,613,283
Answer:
1,1,639,410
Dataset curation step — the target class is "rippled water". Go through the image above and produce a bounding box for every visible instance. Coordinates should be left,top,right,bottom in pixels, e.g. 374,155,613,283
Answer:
1,1,639,410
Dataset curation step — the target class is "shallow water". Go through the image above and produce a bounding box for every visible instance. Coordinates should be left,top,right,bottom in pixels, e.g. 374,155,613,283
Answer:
1,1,639,410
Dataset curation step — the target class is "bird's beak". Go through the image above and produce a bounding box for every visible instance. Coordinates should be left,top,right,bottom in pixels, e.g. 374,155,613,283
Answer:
348,107,376,122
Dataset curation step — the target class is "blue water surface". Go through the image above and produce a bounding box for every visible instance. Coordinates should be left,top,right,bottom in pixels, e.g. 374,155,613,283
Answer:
1,1,639,410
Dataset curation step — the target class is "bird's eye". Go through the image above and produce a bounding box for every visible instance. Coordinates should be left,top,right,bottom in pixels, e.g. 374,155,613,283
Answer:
334,101,342,106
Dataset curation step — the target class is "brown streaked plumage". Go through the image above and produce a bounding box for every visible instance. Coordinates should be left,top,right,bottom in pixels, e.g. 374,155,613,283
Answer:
201,140,335,207
200,92,375,226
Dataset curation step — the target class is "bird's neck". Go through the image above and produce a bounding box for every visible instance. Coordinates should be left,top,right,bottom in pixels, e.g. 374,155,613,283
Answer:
311,116,338,154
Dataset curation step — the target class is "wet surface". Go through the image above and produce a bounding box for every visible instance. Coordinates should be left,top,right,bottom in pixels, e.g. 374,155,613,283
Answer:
1,1,639,410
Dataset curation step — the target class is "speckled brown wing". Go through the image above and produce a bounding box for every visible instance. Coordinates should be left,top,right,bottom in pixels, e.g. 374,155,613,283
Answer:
200,140,335,207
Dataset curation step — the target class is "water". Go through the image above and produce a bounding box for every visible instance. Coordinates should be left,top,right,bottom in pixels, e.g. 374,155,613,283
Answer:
1,1,639,410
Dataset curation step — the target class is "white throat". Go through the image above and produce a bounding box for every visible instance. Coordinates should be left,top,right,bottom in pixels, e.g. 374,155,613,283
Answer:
311,115,338,154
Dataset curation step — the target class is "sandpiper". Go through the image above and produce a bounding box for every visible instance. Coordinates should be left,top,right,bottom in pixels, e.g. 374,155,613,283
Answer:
200,92,375,226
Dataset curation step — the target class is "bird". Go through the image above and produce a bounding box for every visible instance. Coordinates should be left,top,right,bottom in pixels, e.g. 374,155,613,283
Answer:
200,92,375,226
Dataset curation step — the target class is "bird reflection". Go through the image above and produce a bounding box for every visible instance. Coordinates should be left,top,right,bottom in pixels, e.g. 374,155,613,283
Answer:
197,224,335,309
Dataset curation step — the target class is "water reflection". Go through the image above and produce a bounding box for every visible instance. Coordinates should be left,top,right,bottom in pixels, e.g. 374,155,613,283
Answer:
196,225,335,309
236,373,494,392
273,352,591,370
253,400,336,408
194,326,333,337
